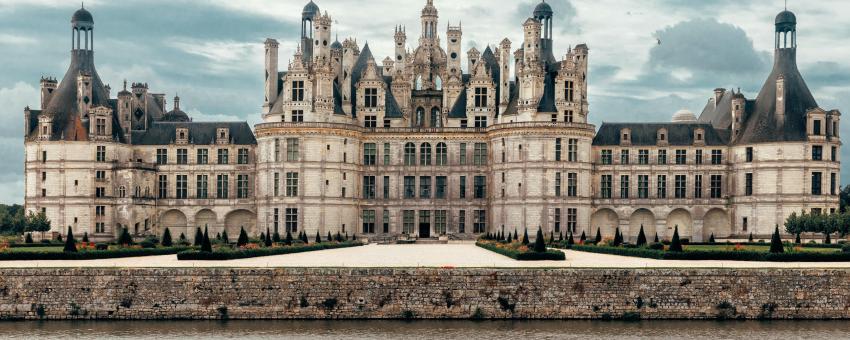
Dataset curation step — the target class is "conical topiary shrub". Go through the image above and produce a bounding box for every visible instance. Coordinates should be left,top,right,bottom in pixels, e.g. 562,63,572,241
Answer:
559,232,563,242
549,230,555,244
795,233,801,244
118,227,133,246
636,225,647,247
273,230,281,243
594,228,602,244
654,233,659,243
63,226,77,253
82,232,89,243
194,227,204,247
161,228,173,247
201,226,212,252
748,232,754,243
285,231,294,245
25,233,33,244
567,231,575,246
769,225,784,254
669,225,683,252
580,231,587,243
327,231,333,242
613,228,622,246
522,229,530,245
709,233,716,243
221,230,230,244
533,228,547,253
513,230,518,242
237,227,249,247
316,231,322,243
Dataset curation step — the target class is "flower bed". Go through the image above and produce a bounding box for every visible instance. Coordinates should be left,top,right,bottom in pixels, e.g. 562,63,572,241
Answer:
176,241,364,261
0,246,189,261
563,243,850,262
476,240,565,261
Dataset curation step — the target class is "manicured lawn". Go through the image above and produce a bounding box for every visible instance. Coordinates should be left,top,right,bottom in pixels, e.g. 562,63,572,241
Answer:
685,244,840,253
6,246,64,253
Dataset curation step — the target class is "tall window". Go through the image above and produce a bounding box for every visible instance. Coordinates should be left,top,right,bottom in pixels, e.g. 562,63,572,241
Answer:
554,208,561,233
435,210,447,235
237,148,249,164
383,176,390,199
656,175,667,199
555,172,562,197
362,210,376,234
286,172,299,197
291,80,304,101
710,175,722,198
197,149,209,164
459,143,467,165
96,118,106,135
600,175,612,199
419,176,431,198
158,175,168,199
674,175,686,198
711,150,722,164
404,143,416,165
216,174,229,199
474,87,488,108
272,172,280,197
383,210,390,233
217,149,229,164
420,143,432,165
364,88,378,108
291,110,304,122
638,149,649,165
404,176,415,199
601,150,612,165
474,176,487,199
812,145,823,161
813,120,822,135
436,176,447,199
695,150,703,164
620,150,630,165
565,81,575,102
568,139,578,162
176,149,188,165
567,208,577,233
383,143,391,165
657,150,667,165
285,208,298,232
675,150,687,165
638,175,649,199
473,210,486,233
237,174,249,198
555,138,562,161
473,143,488,165
694,175,703,198
567,173,578,197
458,210,466,233
363,176,376,199
363,143,377,165
831,173,837,195
811,172,822,195
620,175,630,199
286,138,300,161
365,116,377,128
565,110,574,123
176,175,187,199
474,116,487,128
96,146,106,162
745,173,753,196
746,147,754,162
403,210,415,234
436,143,448,166
156,149,168,165
196,175,208,199
459,176,467,199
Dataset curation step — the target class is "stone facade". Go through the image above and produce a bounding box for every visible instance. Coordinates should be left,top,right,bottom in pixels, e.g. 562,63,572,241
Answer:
1,267,850,320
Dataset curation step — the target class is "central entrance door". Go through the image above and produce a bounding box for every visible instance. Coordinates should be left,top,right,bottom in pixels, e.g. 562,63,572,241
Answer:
419,210,431,238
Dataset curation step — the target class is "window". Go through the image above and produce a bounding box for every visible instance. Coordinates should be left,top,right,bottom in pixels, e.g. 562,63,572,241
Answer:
473,210,487,233
363,176,376,199
158,175,167,199
711,150,722,164
286,138,299,161
555,138,562,161
695,150,703,165
710,175,722,198
291,80,304,101
96,118,106,135
601,175,612,199
436,143,448,166
95,222,105,233
364,115,377,128
384,119,391,128
96,170,106,180
286,172,299,197
473,143,488,165
554,208,561,233
743,217,748,232
420,143,432,165
565,81,575,102
474,116,487,128
474,87,488,108
404,176,416,199
458,210,466,233
196,175,208,199
694,175,703,198
474,176,487,199
674,175,686,198
638,175,649,199
832,146,838,161
95,206,105,217
745,173,753,196
620,175,630,199
620,150,629,165
403,210,415,234
436,176,447,199
217,174,229,199
237,148,249,164
365,88,378,108
638,150,649,165
812,172,822,195
419,211,430,235
197,149,209,164
285,208,298,232
567,208,577,233
95,187,105,198
746,147,754,162
459,176,467,199
551,113,558,123
96,146,106,162
459,143,467,165
273,208,279,232
601,150,612,165
176,149,188,165
362,210,376,234
812,145,823,161
657,150,667,165
383,143,391,165
291,110,304,122
555,172,562,197
273,173,280,197
813,119,822,135
237,174,249,198
176,175,188,199
675,150,687,165
217,149,229,164
435,210,447,235
274,139,280,162
118,186,126,198
460,119,468,128
420,176,431,198
567,173,577,197
568,139,578,162
656,175,667,199
831,173,837,195
404,143,416,165
383,210,390,233
565,110,574,123
156,149,168,165
363,143,377,165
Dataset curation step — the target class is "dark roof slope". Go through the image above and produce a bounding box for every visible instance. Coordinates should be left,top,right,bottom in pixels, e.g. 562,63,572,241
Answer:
448,85,468,118
697,90,734,130
132,122,256,145
382,76,404,118
39,50,112,141
593,123,729,146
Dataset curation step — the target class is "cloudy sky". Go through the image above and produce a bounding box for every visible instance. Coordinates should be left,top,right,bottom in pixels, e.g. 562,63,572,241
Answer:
0,0,848,204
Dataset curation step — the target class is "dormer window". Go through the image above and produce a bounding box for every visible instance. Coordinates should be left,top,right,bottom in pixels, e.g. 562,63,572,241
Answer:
620,128,631,145
813,119,822,135
364,88,378,108
474,87,488,108
291,81,305,101
217,128,230,144
564,81,575,102
693,128,705,145
657,128,668,144
176,128,189,144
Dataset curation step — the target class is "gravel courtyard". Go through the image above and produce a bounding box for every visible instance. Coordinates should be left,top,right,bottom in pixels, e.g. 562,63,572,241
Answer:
1,243,850,268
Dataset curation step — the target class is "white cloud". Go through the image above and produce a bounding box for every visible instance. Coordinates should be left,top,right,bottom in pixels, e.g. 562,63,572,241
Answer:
165,38,264,75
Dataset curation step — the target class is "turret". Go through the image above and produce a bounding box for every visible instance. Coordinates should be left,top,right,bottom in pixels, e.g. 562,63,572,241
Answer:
467,47,480,72
117,80,132,134
40,77,57,109
394,26,407,72
301,1,320,62
533,1,555,63
264,38,279,112
499,38,512,107
776,74,786,129
731,91,745,141
419,0,439,47
312,11,332,63
446,22,462,76
522,18,542,64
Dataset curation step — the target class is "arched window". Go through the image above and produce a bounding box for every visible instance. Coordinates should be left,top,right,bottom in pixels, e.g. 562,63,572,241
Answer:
420,143,432,166
415,75,423,91
404,142,416,165
434,75,443,90
436,143,448,166
118,186,126,198
134,186,141,197
430,107,440,127
415,107,425,127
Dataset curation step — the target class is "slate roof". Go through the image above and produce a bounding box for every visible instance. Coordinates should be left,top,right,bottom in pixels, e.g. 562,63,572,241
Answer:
593,123,729,146
382,76,404,118
448,85,468,118
132,122,256,145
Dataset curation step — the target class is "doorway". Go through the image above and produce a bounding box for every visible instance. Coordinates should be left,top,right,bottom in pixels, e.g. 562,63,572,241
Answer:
418,210,431,238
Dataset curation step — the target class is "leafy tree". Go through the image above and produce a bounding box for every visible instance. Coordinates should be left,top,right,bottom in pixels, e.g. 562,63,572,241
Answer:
194,227,204,247
594,228,602,244
237,227,249,247
795,233,801,244
825,233,832,244
669,225,683,252
162,228,173,247
636,225,647,247
521,229,530,245
533,228,547,253
769,225,784,253
201,226,212,252
63,226,77,253
840,185,850,213
118,227,133,246
25,211,51,240
221,230,230,244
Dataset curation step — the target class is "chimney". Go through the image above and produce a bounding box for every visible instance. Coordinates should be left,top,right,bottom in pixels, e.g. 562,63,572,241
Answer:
713,88,725,109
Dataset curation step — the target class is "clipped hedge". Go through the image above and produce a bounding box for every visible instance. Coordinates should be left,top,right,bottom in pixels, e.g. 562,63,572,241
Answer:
177,241,364,261
565,244,850,262
476,241,565,261
0,247,189,261
9,243,63,248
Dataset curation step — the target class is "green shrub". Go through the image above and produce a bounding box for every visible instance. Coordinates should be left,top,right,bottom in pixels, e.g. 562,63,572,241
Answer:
177,241,364,260
161,228,173,247
237,227,249,247
521,229,529,245
476,241,565,261
194,227,204,247
594,228,602,244
669,226,683,252
579,231,586,243
264,228,273,247
139,240,156,249
654,233,660,243
221,230,230,244
81,232,89,243
648,243,664,250
25,233,33,244
636,225,647,247
566,231,574,246
842,244,850,253
825,233,832,244
273,230,281,243
286,231,294,245
0,247,188,260
201,227,213,253
118,228,133,246
533,229,546,253
709,233,716,243
769,225,784,254
613,228,623,247
748,233,754,242
63,226,77,253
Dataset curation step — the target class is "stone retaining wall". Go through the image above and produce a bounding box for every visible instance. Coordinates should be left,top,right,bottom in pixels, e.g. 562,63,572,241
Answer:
0,267,848,320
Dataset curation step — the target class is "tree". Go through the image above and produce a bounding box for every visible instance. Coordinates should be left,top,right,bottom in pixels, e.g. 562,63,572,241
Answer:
533,228,547,253
770,225,784,253
25,211,51,240
579,231,587,243
221,230,230,244
237,227,249,247
795,233,801,244
669,225,683,252
708,233,716,243
549,230,555,244
273,230,281,243
594,228,602,244
260,232,267,244
825,233,832,244
179,232,187,243
558,232,563,242
194,227,204,247
162,228,173,247
118,227,133,246
654,233,659,243
613,228,622,246
265,227,273,247
748,232,754,243
327,231,333,242
285,230,294,245
840,185,850,213
63,226,77,253
201,226,213,253
316,231,322,243
521,229,530,245
82,232,89,243
24,233,33,244
513,230,518,242
636,225,647,247
567,231,574,246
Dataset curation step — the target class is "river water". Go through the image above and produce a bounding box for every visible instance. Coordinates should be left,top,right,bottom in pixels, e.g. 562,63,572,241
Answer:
2,320,849,339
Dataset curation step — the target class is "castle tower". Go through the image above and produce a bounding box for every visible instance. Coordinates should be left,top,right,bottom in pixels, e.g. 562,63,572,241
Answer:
499,38,512,108
446,22,462,77
313,11,333,63
394,26,407,72
533,1,556,64
301,1,320,62
522,18,542,65
467,47,480,73
72,5,94,53
264,38,279,113
419,0,439,47
77,73,92,119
